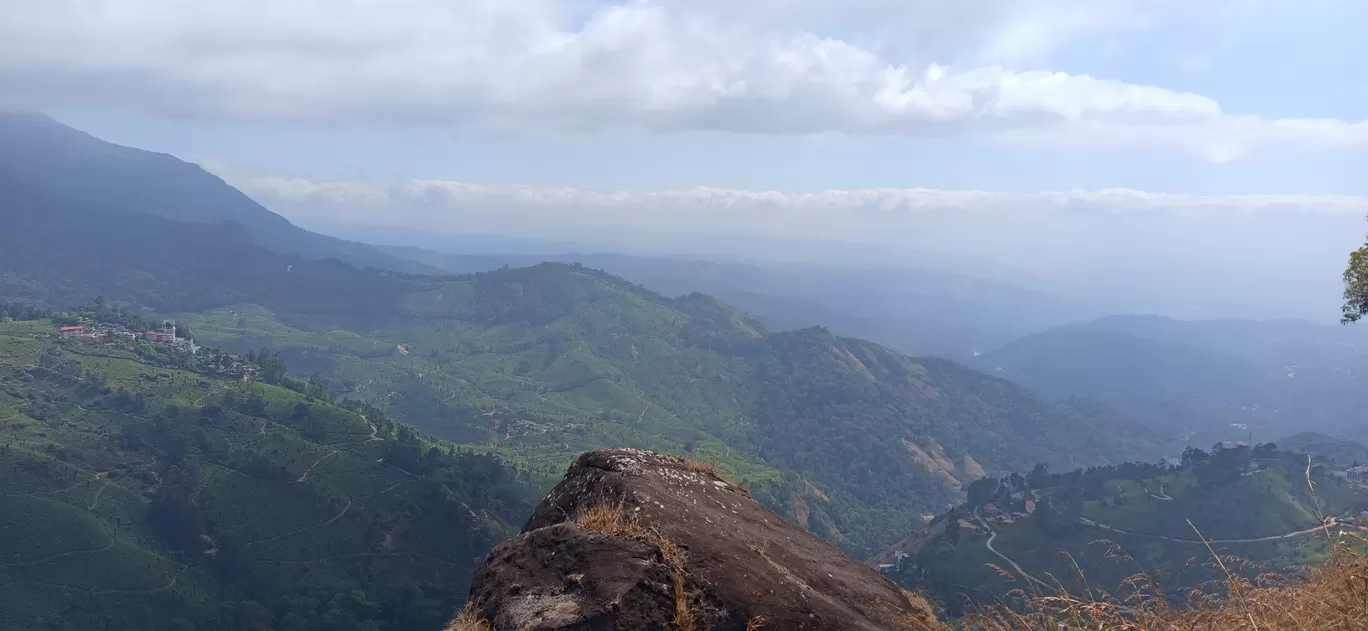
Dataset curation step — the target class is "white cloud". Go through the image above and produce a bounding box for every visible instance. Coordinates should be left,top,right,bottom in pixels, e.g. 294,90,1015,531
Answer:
209,162,1368,233
3,0,1365,159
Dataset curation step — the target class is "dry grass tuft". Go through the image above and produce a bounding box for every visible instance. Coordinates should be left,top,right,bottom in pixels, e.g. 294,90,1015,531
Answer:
444,605,490,631
575,503,699,630
962,540,1368,630
683,457,719,478
745,615,767,630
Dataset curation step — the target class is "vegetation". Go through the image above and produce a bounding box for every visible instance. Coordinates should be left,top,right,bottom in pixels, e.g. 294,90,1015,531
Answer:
889,444,1368,615
163,264,1165,556
0,317,534,630
1343,233,1368,323
962,541,1368,630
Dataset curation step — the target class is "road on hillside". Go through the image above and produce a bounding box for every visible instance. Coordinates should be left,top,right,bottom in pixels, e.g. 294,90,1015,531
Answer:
972,504,1359,594
974,506,1054,591
1084,517,1343,544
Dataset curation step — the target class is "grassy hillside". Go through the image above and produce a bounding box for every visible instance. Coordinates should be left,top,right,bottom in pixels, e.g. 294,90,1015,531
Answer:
167,262,1164,557
0,318,533,631
885,444,1368,614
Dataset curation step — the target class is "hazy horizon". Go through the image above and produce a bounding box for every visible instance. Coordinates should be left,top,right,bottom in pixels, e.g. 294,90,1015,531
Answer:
6,0,1367,324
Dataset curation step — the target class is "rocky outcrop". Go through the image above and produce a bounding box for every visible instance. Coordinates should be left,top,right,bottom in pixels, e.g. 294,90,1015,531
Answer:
462,448,940,630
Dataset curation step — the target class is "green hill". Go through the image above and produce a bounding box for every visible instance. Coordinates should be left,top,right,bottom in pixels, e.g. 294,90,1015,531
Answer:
172,263,1165,556
0,317,533,631
1279,432,1368,466
882,444,1368,614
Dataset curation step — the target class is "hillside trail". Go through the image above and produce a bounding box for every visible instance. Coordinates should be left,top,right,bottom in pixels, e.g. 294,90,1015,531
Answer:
87,480,111,510
975,506,1054,591
972,501,1352,595
1085,518,1338,544
1141,482,1173,500
246,499,353,547
295,449,338,483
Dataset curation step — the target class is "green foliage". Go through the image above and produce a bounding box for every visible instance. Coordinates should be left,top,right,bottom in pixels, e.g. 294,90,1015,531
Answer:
0,321,535,631
1344,240,1368,323
166,264,1165,557
891,445,1368,612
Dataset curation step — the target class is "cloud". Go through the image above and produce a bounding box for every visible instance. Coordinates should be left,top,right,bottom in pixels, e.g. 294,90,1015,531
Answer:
4,0,1365,159
207,162,1367,321
208,161,1368,236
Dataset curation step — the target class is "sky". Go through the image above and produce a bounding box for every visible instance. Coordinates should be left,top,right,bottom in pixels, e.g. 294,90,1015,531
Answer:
3,0,1368,320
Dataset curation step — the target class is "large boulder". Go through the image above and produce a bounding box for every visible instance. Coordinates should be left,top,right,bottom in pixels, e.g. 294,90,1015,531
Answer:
462,448,941,630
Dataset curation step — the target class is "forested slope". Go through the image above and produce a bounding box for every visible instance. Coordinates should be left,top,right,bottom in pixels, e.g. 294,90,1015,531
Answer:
0,318,532,631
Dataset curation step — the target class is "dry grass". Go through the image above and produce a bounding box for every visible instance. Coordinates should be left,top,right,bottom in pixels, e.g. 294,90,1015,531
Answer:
444,605,490,631
575,503,699,631
683,457,718,478
746,615,767,630
963,538,1368,630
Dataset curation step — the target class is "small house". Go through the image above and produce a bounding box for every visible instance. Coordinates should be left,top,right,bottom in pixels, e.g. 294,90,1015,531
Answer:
59,325,84,338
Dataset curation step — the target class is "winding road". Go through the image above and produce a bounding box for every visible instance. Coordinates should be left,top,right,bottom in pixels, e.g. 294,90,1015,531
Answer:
1088,517,1342,545
975,506,1054,591
972,503,1354,593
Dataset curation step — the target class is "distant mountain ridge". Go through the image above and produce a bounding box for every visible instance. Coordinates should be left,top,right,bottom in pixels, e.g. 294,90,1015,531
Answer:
0,111,436,274
379,246,1095,358
980,315,1368,447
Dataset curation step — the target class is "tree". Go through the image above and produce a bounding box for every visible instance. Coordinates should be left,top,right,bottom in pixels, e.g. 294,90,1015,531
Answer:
1344,237,1368,322
966,477,999,507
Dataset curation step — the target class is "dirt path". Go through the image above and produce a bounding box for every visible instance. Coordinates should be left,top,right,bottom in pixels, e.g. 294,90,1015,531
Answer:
246,499,353,547
295,450,338,483
3,563,190,596
264,551,461,567
1086,518,1338,544
88,480,111,510
0,525,115,568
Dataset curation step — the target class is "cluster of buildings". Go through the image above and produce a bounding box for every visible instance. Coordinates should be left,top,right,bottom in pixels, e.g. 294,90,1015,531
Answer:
208,353,261,380
980,491,1038,526
58,320,199,354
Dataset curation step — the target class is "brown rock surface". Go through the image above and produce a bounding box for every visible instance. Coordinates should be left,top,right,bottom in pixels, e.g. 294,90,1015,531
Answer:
463,448,940,630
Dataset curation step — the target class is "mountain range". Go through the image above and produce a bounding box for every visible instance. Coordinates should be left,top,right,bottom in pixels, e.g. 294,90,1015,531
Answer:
979,315,1368,448
0,115,1169,559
